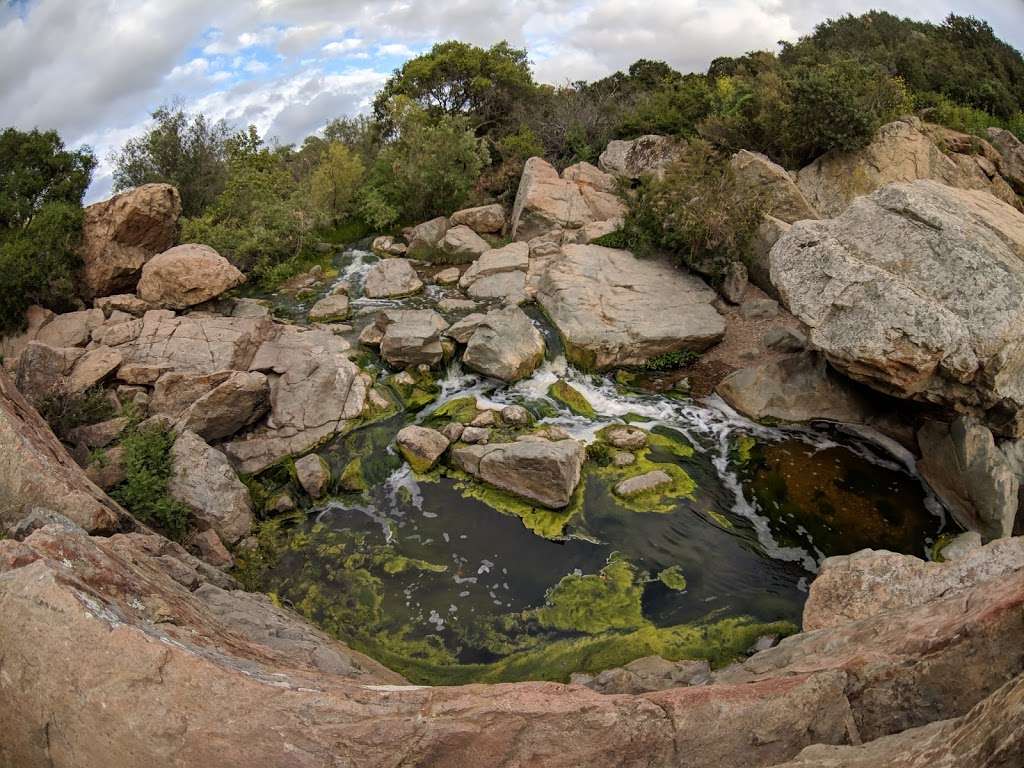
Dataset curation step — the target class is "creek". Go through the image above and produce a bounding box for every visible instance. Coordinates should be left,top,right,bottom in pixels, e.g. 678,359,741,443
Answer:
240,246,948,685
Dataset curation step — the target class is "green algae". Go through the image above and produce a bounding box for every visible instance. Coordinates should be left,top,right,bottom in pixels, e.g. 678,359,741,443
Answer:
733,433,757,464
430,395,479,424
450,467,584,539
658,565,688,591
536,558,646,634
705,509,734,529
588,427,698,514
372,553,448,575
338,457,368,492
547,380,597,418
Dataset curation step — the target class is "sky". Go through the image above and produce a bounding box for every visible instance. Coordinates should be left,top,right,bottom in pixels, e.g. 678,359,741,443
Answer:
3,0,1023,202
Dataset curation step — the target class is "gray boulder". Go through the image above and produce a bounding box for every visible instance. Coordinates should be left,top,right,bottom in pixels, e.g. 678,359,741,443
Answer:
451,438,585,509
440,225,490,262
537,244,724,370
376,309,448,368
396,425,450,472
405,216,448,258
987,127,1024,193
598,135,685,180
308,294,349,323
729,150,818,223
294,454,331,499
362,259,423,299
770,181,1024,436
449,204,506,234
462,306,545,382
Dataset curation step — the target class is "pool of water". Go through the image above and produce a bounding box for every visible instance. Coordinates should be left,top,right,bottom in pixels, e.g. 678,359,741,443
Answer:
242,247,949,685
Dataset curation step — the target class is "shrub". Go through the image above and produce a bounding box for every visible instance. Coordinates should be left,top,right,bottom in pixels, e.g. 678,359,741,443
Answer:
0,127,95,332
621,140,766,280
309,142,364,226
37,386,117,441
112,425,190,541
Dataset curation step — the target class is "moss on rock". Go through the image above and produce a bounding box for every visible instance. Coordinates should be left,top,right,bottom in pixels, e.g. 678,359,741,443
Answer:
547,380,596,418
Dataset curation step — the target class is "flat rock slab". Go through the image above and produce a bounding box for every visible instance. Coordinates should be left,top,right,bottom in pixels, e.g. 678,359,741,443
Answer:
537,244,724,370
451,438,584,508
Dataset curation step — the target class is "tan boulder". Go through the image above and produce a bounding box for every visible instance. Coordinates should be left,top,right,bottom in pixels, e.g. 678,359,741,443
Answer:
79,183,181,299
363,258,424,298
988,126,1024,193
14,342,84,403
449,203,506,234
396,425,450,472
66,345,123,394
137,244,245,309
451,438,585,508
510,157,625,241
405,216,448,258
730,150,819,223
462,306,545,382
440,224,491,262
35,308,105,348
308,293,349,322
175,371,270,442
93,293,153,317
598,134,686,179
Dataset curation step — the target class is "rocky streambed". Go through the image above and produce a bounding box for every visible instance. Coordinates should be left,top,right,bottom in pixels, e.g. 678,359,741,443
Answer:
234,246,947,685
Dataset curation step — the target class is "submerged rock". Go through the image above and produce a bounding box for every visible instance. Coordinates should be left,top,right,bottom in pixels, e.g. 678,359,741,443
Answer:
614,470,672,498
451,438,584,508
537,244,724,370
462,306,544,382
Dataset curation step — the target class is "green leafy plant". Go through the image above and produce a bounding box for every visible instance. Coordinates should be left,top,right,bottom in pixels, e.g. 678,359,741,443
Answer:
112,425,190,541
37,386,117,441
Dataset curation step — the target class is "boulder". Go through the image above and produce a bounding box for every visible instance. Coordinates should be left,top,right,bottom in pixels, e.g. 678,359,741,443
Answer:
78,183,181,299
462,306,545,382
537,244,725,370
308,294,349,323
90,315,143,347
720,261,748,304
438,298,478,313
362,258,424,299
168,430,254,544
598,135,685,179
85,444,127,491
36,308,105,348
15,342,84,403
176,371,270,442
458,241,529,303
0,304,54,370
0,369,128,533
189,528,233,569
376,309,448,369
917,416,1018,540
614,470,672,498
406,216,448,258
371,235,408,257
94,293,153,317
604,426,647,450
796,117,1017,217
224,330,368,474
572,656,710,694
771,181,1024,435
440,225,491,262
112,311,271,374
445,313,487,345
461,426,490,444
396,425,450,472
510,157,625,241
802,537,1024,632
66,417,129,450
718,353,878,425
747,215,790,299
451,438,584,508
137,244,245,309
449,204,506,234
66,345,123,394
151,371,233,417
730,150,819,223
294,454,331,499
987,126,1024,193
434,267,461,285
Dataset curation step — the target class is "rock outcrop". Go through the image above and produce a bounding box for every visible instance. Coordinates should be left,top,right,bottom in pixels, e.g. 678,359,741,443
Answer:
988,126,1024,192
509,157,625,241
770,181,1024,436
0,370,131,534
796,117,1019,217
537,244,725,369
598,134,685,179
458,241,529,303
137,244,245,309
462,306,545,382
78,183,181,300
730,150,819,223
451,437,585,508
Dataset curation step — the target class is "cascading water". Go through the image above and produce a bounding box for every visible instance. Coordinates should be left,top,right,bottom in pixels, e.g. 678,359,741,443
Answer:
246,247,949,685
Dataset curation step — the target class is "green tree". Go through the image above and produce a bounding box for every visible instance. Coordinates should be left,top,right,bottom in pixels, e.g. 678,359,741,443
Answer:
359,99,489,228
323,114,384,167
309,142,365,226
0,128,95,332
373,41,536,135
110,104,231,216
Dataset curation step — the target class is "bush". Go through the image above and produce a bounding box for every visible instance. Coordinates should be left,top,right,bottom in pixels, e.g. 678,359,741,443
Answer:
309,142,364,226
0,127,95,332
37,386,117,441
359,99,489,227
621,140,766,280
112,425,190,541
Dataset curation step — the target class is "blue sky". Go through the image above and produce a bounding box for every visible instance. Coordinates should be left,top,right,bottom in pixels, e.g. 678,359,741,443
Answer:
2,0,1022,202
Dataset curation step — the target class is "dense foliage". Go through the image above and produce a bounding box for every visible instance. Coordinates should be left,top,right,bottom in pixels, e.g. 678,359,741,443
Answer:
112,424,190,542
0,128,95,332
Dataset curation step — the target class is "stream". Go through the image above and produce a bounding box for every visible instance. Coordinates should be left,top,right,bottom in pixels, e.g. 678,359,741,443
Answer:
240,245,949,685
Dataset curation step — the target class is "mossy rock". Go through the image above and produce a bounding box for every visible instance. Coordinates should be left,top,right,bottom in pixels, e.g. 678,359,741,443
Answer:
658,565,688,591
338,457,368,492
431,396,479,424
547,380,596,419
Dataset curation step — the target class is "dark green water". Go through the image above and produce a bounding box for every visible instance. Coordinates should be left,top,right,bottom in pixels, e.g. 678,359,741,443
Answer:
241,247,948,685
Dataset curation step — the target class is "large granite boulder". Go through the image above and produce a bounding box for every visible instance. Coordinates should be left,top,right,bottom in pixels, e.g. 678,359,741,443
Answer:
175,371,270,442
537,244,725,369
458,242,529,298
362,258,424,298
137,244,245,309
917,416,1018,540
14,341,84,403
770,181,1024,436
375,309,448,369
111,310,272,374
598,135,685,179
0,370,129,534
440,225,491,262
396,425,450,472
169,430,254,544
801,538,1024,631
729,150,819,223
36,308,105,348
462,306,545,382
510,157,625,241
405,216,448,258
451,438,584,508
717,353,879,426
78,183,181,300
797,117,1018,217
224,336,368,474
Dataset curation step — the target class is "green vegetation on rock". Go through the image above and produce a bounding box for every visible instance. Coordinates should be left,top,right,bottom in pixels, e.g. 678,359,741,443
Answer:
430,396,479,424
547,380,596,418
658,565,688,591
111,424,190,542
536,558,646,634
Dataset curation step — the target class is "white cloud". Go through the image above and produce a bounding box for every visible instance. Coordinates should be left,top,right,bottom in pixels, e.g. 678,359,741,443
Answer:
4,0,1022,204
